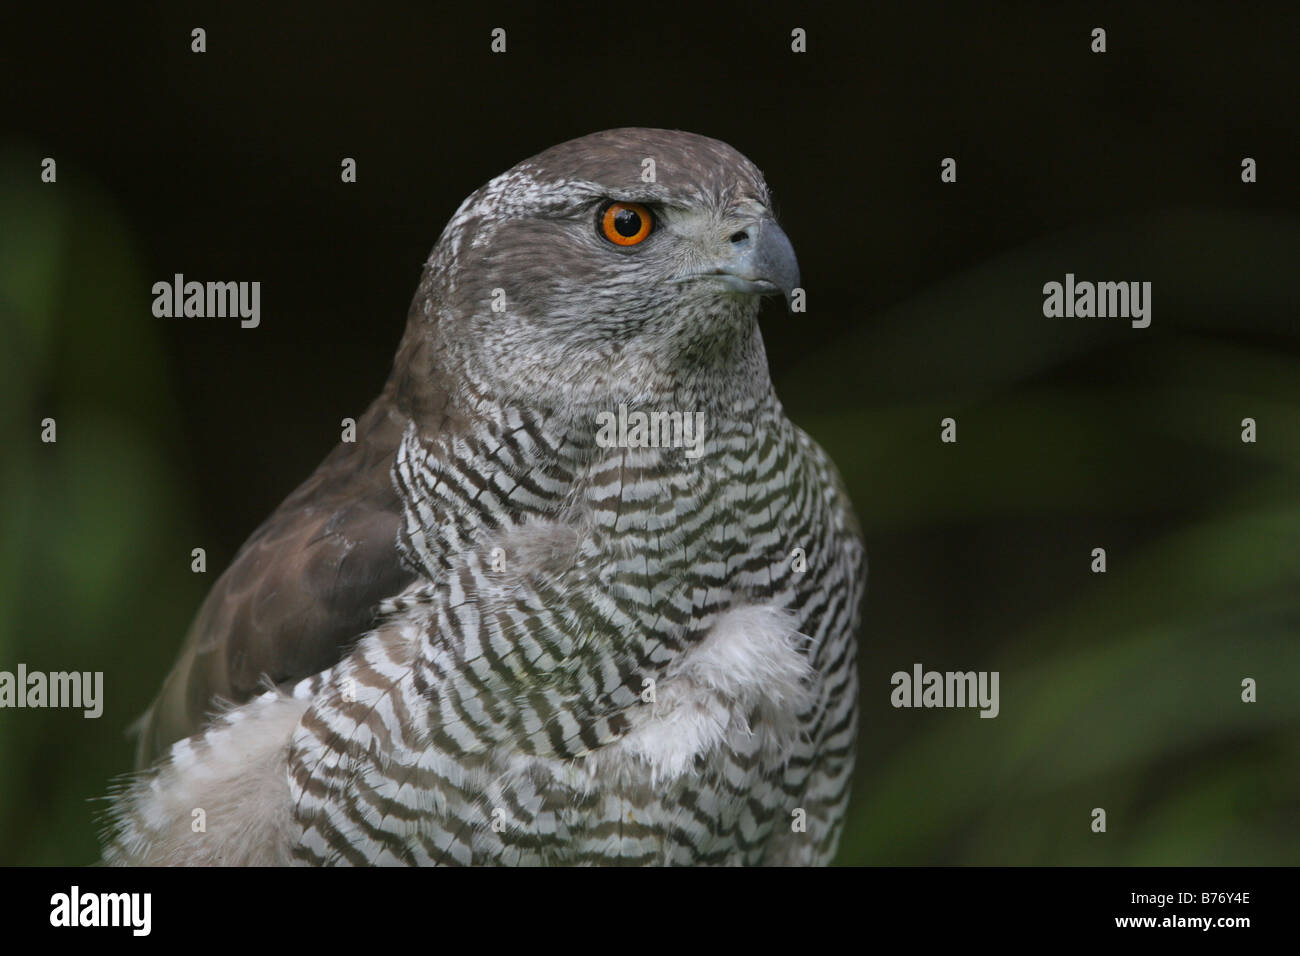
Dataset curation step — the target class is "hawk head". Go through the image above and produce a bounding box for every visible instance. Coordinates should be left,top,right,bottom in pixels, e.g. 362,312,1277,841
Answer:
402,128,799,410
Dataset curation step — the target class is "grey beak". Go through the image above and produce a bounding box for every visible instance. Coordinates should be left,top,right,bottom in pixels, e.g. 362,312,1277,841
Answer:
707,217,801,311
747,218,800,310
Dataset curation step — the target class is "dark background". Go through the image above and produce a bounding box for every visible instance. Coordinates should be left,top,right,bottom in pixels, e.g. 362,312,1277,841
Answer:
1,1,1297,865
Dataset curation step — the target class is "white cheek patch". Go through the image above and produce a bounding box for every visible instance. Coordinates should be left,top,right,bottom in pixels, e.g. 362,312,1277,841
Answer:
585,604,817,786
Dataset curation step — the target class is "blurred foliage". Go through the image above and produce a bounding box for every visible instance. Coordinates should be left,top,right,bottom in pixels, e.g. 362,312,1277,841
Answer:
780,209,1300,865
0,148,204,865
0,147,1296,865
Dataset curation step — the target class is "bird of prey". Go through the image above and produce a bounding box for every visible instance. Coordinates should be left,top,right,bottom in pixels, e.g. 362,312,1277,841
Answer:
104,128,865,865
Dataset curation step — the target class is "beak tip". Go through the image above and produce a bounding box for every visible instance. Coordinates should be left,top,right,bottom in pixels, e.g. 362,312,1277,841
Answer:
783,273,800,312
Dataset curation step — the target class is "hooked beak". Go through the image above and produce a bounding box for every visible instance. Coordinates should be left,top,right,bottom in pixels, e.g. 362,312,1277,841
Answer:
682,216,801,311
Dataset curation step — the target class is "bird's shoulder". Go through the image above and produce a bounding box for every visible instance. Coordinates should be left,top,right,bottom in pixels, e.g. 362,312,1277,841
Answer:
133,393,420,766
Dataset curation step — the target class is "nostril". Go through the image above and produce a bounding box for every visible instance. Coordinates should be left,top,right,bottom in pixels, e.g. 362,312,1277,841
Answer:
730,230,749,244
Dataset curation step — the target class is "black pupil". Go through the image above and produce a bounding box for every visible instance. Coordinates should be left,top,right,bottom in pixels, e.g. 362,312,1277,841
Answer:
613,207,642,237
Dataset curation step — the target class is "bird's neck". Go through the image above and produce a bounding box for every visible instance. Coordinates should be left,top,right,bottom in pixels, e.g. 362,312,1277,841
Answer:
386,315,788,580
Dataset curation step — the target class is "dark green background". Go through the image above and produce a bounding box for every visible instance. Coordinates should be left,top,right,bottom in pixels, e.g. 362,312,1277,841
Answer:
2,1,1297,865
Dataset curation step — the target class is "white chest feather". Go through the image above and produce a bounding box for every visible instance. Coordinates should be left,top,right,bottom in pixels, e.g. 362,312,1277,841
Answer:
575,603,817,786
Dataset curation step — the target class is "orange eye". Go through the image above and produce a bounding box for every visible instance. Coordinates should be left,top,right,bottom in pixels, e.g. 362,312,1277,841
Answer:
599,202,653,246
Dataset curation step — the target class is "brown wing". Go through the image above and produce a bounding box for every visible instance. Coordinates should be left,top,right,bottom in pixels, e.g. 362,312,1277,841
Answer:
133,393,417,767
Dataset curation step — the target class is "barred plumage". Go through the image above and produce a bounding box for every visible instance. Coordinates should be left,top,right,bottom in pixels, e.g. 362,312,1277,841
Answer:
104,128,865,866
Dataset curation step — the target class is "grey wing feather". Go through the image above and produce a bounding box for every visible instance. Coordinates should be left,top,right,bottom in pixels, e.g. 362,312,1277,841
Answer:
132,394,417,767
